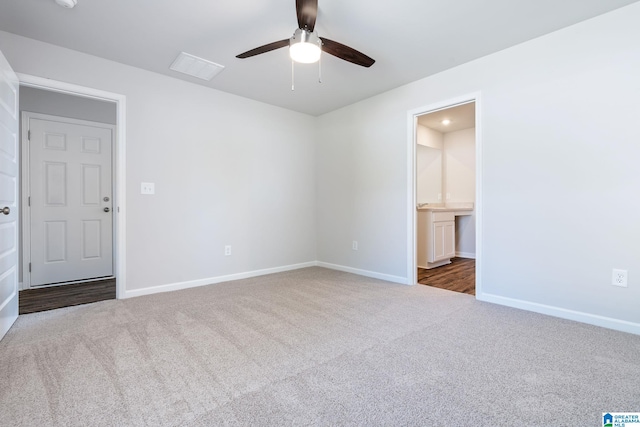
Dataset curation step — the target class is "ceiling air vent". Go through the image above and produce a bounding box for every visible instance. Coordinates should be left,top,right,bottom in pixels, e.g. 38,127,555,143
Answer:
170,52,225,81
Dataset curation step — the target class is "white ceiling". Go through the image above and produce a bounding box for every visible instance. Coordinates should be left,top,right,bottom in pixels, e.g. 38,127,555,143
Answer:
0,0,637,116
418,102,475,134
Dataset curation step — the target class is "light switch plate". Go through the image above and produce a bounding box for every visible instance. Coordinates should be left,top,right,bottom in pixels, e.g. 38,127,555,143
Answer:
141,182,155,195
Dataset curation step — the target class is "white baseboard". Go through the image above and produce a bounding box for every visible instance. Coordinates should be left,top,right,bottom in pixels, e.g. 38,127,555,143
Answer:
477,292,640,336
455,251,476,259
119,261,638,336
316,262,409,285
122,261,317,299
123,261,409,299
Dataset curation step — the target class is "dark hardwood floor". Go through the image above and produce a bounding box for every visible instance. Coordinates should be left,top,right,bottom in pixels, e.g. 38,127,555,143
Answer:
418,257,475,295
19,279,116,314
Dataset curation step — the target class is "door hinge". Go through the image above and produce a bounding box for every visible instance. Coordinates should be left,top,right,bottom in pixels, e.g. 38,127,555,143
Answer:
28,196,31,206
29,262,31,272
28,130,30,141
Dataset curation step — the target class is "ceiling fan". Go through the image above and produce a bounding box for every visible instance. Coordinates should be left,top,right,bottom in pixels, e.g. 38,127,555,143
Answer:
236,0,375,68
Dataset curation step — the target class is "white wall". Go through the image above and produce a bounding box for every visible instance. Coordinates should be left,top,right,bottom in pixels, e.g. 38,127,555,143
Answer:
0,31,317,295
416,124,443,149
316,103,408,281
443,127,475,203
443,127,475,256
20,86,116,124
316,3,640,332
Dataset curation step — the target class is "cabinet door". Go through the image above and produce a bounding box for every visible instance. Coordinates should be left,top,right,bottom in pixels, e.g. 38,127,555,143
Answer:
432,221,455,262
443,221,456,259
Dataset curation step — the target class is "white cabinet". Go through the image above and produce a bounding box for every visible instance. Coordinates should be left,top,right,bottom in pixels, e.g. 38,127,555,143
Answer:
432,216,455,262
417,208,470,269
428,211,455,263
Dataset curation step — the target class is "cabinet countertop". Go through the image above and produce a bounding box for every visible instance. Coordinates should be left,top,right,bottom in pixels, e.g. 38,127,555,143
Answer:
417,203,474,213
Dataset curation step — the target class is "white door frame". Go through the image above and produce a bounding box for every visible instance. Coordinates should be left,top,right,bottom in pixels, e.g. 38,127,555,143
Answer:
22,112,116,288
406,92,482,296
18,74,127,299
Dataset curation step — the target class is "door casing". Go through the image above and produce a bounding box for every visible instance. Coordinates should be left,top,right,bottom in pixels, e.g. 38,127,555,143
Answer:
18,74,127,299
406,93,482,295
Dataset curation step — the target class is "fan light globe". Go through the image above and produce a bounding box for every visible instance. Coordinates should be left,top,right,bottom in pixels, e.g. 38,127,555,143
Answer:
290,43,321,63
289,29,321,63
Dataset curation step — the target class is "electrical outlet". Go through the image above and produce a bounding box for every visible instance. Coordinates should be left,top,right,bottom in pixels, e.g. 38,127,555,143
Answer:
352,241,358,251
612,269,627,287
438,193,442,200
224,245,231,256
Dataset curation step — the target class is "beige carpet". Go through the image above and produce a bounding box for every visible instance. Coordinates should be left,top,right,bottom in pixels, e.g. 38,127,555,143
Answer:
1,267,638,426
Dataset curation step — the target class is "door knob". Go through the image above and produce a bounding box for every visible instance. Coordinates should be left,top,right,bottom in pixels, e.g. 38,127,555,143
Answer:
1,206,9,215
104,207,110,212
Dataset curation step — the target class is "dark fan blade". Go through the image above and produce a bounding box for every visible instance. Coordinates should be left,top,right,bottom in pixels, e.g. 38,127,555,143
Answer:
296,0,318,31
236,39,290,59
320,37,375,67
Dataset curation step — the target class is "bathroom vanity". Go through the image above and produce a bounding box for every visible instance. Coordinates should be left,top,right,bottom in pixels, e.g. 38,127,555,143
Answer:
417,203,473,269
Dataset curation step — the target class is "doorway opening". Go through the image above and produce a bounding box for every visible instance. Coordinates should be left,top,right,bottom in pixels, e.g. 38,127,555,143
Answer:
407,94,481,296
17,76,127,311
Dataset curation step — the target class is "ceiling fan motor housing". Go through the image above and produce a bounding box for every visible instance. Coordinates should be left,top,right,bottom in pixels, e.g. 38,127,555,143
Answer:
290,29,321,46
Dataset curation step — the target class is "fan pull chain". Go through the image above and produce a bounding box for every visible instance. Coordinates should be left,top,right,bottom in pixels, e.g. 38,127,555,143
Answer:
291,60,295,91
318,55,322,83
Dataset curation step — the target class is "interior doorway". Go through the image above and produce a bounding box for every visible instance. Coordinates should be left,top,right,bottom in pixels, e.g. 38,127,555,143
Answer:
17,80,125,311
407,94,481,296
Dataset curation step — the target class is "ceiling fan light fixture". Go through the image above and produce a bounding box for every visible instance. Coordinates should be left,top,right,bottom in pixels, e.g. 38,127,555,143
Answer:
289,29,321,64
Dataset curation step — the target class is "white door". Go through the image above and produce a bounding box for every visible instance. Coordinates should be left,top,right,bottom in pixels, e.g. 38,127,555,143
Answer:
0,49,19,341
27,115,113,286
